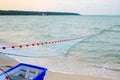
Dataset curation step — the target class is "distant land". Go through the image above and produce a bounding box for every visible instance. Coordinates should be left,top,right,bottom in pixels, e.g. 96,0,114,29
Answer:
0,10,80,15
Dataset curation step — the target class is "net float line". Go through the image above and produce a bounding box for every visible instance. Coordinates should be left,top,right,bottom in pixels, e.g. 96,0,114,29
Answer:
0,35,89,50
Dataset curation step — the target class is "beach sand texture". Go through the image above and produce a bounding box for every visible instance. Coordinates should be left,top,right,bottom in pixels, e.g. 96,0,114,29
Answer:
0,55,111,80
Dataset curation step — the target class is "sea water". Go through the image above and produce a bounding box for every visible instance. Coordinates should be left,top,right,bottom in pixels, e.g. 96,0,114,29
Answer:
0,16,120,80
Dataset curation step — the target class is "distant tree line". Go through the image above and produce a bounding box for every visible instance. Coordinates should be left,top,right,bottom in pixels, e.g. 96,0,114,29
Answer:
0,10,80,15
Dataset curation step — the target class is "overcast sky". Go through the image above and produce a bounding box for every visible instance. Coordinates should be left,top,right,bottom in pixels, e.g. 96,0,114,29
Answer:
0,0,120,15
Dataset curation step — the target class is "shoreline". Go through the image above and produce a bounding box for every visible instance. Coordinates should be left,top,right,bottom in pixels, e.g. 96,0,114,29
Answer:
0,54,111,80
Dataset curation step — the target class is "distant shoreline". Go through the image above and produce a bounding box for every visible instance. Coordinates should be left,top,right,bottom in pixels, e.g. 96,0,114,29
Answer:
0,10,80,15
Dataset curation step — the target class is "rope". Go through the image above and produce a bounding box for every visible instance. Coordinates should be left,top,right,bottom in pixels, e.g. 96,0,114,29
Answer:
0,35,92,58
0,36,88,50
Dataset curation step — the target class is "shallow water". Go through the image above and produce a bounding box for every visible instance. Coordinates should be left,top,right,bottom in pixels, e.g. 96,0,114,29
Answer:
0,16,120,80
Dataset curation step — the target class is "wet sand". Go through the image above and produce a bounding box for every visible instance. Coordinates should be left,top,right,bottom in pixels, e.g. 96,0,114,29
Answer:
0,54,111,80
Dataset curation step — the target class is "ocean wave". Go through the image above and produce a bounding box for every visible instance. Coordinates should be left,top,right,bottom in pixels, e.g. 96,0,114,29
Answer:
104,29,120,33
114,24,120,27
94,62,120,71
101,53,120,60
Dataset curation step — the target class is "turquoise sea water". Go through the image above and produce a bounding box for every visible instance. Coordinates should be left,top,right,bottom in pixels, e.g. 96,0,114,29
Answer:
0,16,120,80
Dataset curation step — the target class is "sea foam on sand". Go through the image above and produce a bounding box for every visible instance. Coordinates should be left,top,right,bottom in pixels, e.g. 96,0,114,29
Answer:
0,54,110,80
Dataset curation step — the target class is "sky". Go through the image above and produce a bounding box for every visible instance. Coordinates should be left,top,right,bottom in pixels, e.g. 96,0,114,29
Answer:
0,0,120,15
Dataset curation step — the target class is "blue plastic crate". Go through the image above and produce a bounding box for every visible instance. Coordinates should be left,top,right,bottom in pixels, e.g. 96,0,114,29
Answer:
0,63,47,80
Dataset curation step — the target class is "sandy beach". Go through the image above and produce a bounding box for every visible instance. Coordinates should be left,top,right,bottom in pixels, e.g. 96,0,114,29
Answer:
0,54,111,80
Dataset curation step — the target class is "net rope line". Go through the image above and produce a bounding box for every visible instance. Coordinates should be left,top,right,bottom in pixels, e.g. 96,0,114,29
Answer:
0,35,90,50
0,34,95,58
